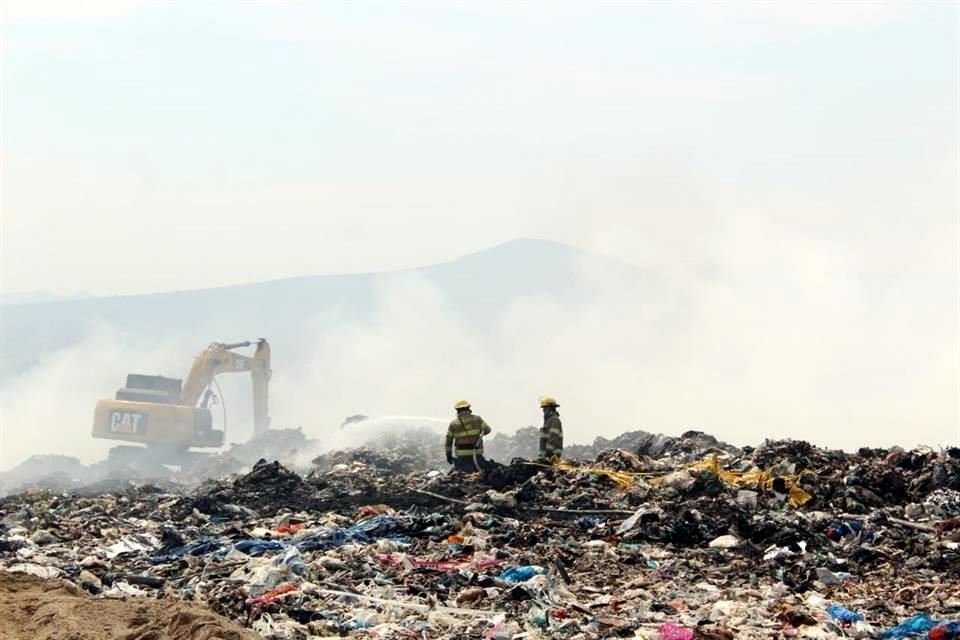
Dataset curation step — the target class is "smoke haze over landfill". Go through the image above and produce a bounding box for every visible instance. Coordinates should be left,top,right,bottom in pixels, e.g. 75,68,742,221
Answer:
1,238,957,470
1,2,958,469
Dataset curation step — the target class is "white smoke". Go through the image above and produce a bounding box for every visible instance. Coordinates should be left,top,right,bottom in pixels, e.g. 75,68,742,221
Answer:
1,240,957,472
0,328,195,468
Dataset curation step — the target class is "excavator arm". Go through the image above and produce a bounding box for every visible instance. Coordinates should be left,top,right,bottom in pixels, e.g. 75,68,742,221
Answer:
180,339,272,434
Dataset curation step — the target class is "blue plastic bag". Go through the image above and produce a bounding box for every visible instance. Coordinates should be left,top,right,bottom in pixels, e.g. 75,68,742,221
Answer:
827,604,864,623
879,614,940,638
500,566,543,583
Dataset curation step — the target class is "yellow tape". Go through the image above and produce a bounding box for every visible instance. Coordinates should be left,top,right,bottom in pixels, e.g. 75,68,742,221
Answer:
523,460,636,489
524,454,814,507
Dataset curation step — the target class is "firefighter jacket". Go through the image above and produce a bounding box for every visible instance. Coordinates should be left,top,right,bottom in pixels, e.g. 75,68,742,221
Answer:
540,411,563,458
446,413,492,458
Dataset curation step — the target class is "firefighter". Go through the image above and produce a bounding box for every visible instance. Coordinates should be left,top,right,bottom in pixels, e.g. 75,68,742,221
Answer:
539,396,563,460
445,400,492,472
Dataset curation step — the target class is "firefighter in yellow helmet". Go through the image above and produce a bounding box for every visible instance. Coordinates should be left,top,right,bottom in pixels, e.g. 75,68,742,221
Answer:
539,396,563,460
445,400,492,472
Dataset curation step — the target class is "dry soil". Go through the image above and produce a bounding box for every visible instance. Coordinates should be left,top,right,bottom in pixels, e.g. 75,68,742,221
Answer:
0,570,261,640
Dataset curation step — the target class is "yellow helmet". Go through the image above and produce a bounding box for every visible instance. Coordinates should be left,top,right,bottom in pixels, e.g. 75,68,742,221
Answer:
454,400,471,410
540,395,559,408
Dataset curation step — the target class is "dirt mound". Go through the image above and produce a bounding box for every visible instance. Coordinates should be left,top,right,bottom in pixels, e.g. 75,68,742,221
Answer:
0,571,260,640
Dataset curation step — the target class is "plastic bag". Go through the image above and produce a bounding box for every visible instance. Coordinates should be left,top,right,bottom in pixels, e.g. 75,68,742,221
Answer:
827,604,864,622
296,514,403,551
879,614,941,638
232,539,285,556
657,622,694,640
500,565,543,583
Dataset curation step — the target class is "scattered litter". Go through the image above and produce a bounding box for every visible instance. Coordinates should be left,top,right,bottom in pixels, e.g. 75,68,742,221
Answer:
1,429,957,638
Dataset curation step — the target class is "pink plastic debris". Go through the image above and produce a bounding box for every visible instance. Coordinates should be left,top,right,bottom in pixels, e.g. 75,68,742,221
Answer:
657,622,694,640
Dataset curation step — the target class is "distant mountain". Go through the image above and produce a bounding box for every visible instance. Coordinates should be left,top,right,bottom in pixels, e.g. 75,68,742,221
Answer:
0,238,650,381
0,290,92,305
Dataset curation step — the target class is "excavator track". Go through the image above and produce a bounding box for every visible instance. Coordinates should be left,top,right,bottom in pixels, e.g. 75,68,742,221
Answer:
106,445,210,476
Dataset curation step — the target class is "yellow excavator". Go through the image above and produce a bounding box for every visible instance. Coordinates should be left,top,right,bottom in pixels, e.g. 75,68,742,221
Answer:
92,339,271,469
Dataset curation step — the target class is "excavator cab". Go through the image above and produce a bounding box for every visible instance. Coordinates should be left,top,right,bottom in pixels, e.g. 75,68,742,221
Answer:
115,374,183,404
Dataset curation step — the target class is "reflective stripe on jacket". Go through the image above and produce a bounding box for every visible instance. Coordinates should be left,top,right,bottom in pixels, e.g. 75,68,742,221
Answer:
446,413,492,457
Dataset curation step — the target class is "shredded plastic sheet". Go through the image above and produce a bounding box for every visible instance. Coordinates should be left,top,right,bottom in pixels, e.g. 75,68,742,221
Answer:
308,588,496,617
378,553,505,573
153,515,407,562
105,533,160,559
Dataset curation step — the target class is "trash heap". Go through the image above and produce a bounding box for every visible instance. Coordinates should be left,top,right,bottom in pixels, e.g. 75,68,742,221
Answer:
2,433,959,639
0,428,320,496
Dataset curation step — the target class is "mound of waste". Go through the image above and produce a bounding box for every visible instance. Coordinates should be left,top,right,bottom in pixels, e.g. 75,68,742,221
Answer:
0,428,318,497
310,427,741,475
1,433,958,639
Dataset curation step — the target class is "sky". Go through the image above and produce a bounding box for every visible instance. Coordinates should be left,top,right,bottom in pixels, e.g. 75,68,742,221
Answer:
0,1,958,466
1,1,956,296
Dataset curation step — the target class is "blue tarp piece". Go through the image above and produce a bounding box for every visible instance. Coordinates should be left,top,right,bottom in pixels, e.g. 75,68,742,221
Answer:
150,540,224,563
879,614,941,638
295,515,402,552
232,539,286,556
152,515,406,562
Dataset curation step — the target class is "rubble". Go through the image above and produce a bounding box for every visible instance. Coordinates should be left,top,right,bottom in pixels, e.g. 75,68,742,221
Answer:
0,455,100,495
224,428,319,467
1,431,958,638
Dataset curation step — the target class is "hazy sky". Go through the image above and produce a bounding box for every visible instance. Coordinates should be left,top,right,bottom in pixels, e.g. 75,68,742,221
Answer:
1,1,956,296
0,1,958,467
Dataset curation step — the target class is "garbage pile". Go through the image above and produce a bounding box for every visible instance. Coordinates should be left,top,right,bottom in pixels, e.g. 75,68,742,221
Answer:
2,433,959,639
311,427,446,475
308,427,735,474
0,454,121,495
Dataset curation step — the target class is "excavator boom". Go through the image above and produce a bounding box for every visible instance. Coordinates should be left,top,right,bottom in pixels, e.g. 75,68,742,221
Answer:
180,339,271,433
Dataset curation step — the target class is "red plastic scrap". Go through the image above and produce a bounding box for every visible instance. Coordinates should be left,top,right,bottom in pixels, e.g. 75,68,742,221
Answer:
358,504,392,517
246,582,298,607
274,523,304,534
929,622,960,640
